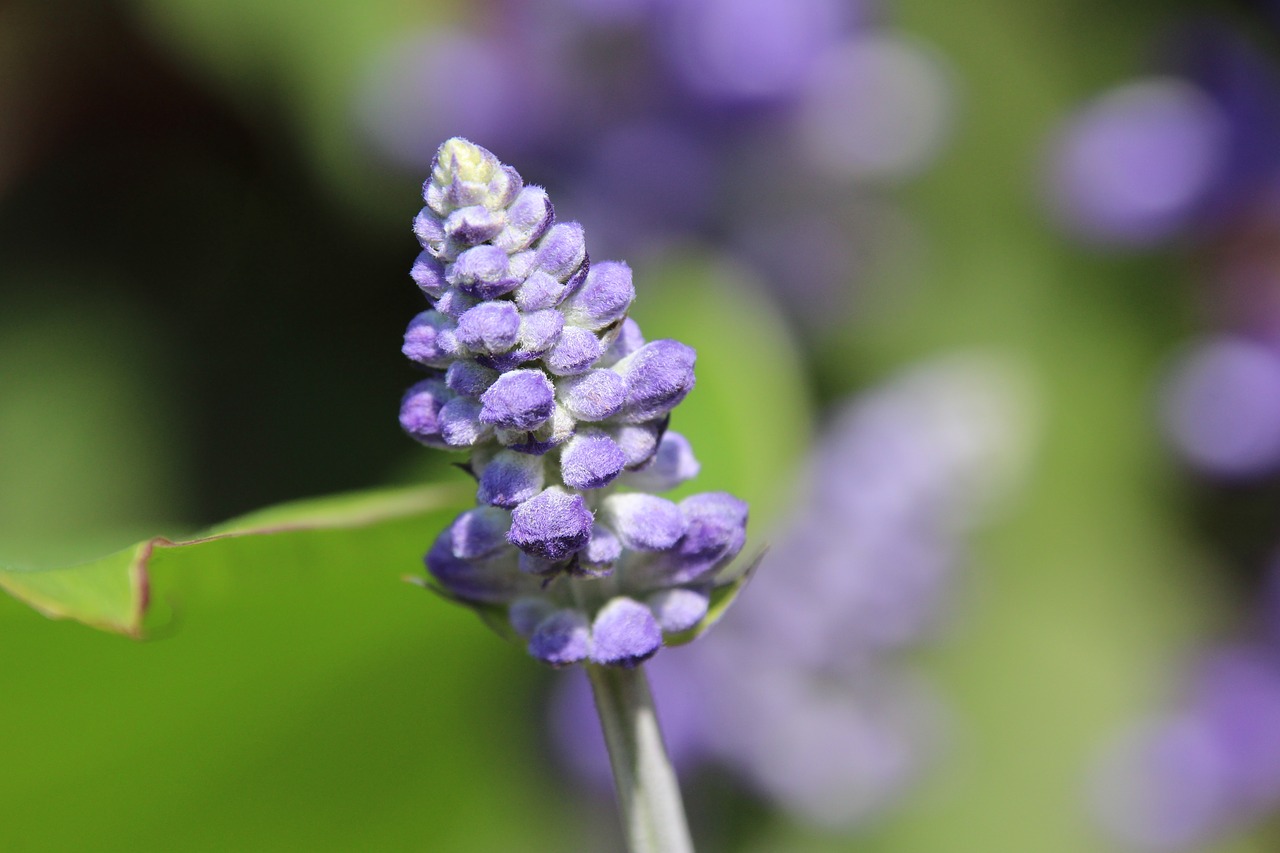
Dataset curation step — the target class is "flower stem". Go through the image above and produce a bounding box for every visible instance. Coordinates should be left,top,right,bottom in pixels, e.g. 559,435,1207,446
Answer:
585,662,695,853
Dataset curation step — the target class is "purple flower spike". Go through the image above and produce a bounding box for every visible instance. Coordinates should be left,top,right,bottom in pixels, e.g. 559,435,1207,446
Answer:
508,487,594,560
602,493,687,551
590,597,663,667
479,369,556,430
616,340,697,423
535,222,588,282
456,301,522,354
514,270,569,313
661,492,749,583
561,430,628,489
410,251,448,299
445,360,497,398
402,138,748,667
562,260,635,330
545,326,604,376
647,587,710,633
530,609,593,666
559,368,628,422
399,379,451,447
438,396,491,447
477,449,546,508
450,506,513,559
624,431,700,492
403,311,461,368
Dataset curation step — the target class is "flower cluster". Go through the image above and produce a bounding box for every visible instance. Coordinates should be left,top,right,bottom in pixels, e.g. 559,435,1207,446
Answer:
400,137,748,668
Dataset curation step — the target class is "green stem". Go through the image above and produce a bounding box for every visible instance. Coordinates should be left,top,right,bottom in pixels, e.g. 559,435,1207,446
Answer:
585,662,695,853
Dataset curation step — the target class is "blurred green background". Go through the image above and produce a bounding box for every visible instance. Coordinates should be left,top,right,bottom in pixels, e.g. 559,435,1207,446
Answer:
1,0,1274,851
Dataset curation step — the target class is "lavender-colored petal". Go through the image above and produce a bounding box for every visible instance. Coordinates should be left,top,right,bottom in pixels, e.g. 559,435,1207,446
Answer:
602,493,687,551
518,308,565,355
560,431,628,489
399,379,452,447
612,418,667,468
647,587,711,633
535,222,587,281
590,597,663,667
479,369,556,430
445,360,498,398
477,449,546,508
545,326,604,376
530,609,593,666
615,340,697,423
558,368,627,421
456,301,522,354
450,506,513,559
403,311,461,367
561,260,635,330
495,185,555,253
508,487,594,560
623,431,700,492
410,250,448,299
514,270,570,312
439,396,491,447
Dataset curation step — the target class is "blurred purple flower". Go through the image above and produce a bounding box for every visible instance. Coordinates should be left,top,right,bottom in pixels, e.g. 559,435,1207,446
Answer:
1159,336,1280,479
1091,648,1280,851
1046,78,1228,246
551,354,1031,826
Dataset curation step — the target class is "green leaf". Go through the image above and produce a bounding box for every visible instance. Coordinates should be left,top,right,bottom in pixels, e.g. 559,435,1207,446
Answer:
0,483,469,638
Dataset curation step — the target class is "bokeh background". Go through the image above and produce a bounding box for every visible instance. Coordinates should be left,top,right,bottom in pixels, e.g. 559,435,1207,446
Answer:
4,0,1280,851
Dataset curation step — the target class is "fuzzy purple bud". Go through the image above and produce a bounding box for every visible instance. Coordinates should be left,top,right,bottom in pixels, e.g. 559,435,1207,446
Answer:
545,326,604,376
449,245,520,299
582,522,623,575
560,431,628,489
561,260,635,330
410,251,448,298
558,368,628,422
623,431,700,492
445,360,497,398
403,311,461,368
647,587,711,633
616,340,697,423
602,493,687,551
530,609,593,666
495,185,554,254
514,270,570,313
456,301,522,354
508,487,594,561
612,419,667,468
399,379,451,447
444,204,506,245
449,506,513,559
661,492,749,583
590,597,663,667
598,317,646,367
518,309,566,355
479,369,556,430
535,222,588,281
438,396,490,447
477,449,546,508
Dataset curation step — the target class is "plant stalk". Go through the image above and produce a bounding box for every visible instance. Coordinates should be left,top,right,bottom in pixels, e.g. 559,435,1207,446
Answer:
585,662,695,853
